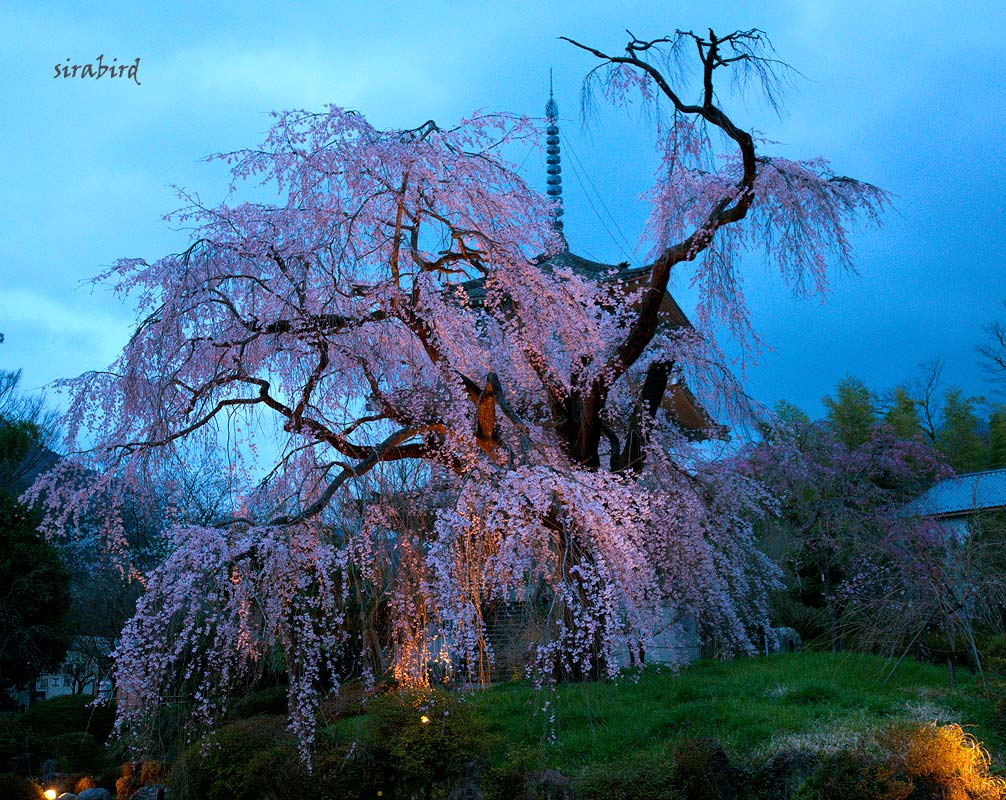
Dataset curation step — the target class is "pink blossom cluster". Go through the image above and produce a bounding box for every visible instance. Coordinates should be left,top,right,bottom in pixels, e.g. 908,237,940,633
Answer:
27,30,890,756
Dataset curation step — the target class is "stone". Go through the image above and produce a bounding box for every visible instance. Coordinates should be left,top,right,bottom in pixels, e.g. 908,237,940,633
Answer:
77,790,112,800
526,769,574,800
767,626,803,654
130,788,171,800
447,761,485,800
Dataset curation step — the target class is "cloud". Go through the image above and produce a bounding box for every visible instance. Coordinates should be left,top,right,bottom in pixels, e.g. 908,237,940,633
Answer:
0,287,130,391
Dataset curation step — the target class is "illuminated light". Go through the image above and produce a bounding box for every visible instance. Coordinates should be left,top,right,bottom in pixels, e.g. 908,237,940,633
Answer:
44,791,58,800
420,715,431,725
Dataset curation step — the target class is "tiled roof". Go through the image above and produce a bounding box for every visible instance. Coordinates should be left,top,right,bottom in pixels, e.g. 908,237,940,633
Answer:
903,468,1006,517
459,249,629,304
455,247,722,440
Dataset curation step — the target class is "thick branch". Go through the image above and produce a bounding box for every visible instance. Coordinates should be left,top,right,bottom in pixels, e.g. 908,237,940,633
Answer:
269,426,426,526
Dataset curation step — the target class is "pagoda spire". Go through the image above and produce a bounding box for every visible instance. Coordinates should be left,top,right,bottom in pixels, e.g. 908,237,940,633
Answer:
545,71,565,239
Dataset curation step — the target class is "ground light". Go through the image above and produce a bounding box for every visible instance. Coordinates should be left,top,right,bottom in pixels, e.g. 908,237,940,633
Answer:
43,790,57,800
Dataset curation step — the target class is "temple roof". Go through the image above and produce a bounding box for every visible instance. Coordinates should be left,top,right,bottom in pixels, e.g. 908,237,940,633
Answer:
457,247,721,440
452,86,722,442
903,468,1006,518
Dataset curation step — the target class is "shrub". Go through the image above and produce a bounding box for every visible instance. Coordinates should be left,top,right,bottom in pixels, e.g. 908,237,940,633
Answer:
169,715,309,800
736,749,818,800
65,773,97,794
794,749,911,800
317,679,377,723
116,760,168,799
986,679,1006,739
793,723,1006,800
576,750,679,800
0,773,44,800
95,764,121,794
882,722,1006,800
47,731,102,772
977,635,1006,677
310,739,381,800
20,695,116,742
483,744,543,800
228,685,288,721
358,688,491,798
0,714,41,773
670,738,734,800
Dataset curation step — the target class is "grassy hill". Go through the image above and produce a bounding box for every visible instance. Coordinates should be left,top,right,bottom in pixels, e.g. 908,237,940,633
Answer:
162,651,1006,799
467,651,1001,771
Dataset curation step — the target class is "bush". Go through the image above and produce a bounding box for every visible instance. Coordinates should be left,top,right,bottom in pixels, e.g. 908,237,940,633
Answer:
317,679,377,723
0,773,44,799
978,634,1006,677
95,764,121,794
576,750,679,800
483,744,543,800
20,695,116,742
228,685,288,721
169,715,309,800
0,714,41,773
64,773,97,794
47,730,101,772
986,679,1006,739
116,760,168,799
735,749,818,800
794,749,911,800
576,738,734,800
883,722,1006,799
670,738,734,800
358,688,491,798
793,723,1006,800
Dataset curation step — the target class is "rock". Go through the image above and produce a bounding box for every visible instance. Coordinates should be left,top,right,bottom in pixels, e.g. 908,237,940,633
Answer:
448,761,485,800
526,769,574,800
741,750,818,800
57,794,77,800
767,626,803,654
77,789,113,800
672,738,734,800
130,787,171,800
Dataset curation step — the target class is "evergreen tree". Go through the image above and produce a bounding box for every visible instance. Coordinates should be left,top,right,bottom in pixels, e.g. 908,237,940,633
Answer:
886,386,923,439
989,406,1006,469
936,388,986,473
0,495,71,700
0,371,71,703
823,375,877,449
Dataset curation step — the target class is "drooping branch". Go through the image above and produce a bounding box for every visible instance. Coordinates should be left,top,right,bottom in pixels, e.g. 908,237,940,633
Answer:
563,29,759,395
268,426,429,526
554,29,885,469
617,360,672,473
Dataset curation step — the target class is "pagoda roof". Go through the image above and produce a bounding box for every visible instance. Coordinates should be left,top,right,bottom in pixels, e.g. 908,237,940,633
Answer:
458,247,721,440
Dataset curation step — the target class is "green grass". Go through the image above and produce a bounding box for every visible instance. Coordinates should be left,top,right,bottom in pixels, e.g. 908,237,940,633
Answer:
455,652,1001,776
318,652,1003,784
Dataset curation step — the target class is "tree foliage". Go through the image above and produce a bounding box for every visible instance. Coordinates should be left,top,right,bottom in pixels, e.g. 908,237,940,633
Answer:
823,375,877,449
28,28,888,750
739,399,951,650
0,371,71,700
885,386,923,440
936,388,986,473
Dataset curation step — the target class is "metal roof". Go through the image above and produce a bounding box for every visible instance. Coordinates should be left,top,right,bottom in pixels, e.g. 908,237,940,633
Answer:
903,468,1006,518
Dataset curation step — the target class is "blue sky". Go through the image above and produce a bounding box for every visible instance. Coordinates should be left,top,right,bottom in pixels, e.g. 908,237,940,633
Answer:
2,0,1004,421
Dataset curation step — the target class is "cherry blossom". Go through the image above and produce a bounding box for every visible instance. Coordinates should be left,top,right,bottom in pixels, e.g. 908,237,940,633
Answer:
27,29,888,753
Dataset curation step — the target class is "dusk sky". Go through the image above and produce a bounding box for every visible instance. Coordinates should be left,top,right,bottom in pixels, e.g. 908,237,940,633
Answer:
2,0,1004,426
